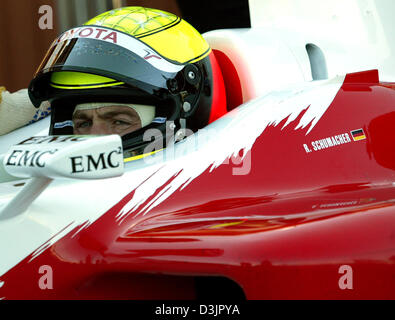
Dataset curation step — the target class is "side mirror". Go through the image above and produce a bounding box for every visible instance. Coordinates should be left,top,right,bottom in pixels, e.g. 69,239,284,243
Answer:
0,135,124,220
2,135,124,179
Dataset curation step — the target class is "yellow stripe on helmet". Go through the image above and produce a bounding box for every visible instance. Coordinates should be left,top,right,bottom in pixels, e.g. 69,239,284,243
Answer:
50,71,124,89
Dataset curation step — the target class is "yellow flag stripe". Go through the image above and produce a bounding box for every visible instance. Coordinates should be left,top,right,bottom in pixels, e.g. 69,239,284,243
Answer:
353,135,366,141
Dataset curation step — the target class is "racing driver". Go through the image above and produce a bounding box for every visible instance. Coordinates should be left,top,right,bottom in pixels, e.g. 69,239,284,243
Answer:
28,6,227,158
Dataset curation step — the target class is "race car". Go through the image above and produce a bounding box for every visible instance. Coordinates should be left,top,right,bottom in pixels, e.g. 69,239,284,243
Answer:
0,0,394,300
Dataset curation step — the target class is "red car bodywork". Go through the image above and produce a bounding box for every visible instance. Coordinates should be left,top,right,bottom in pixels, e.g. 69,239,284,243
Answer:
1,70,395,300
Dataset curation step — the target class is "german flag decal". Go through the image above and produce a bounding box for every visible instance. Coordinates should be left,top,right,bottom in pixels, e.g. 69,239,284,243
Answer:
350,129,366,141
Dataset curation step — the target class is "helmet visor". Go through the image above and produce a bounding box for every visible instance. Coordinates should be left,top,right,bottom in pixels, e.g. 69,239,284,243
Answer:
31,26,184,98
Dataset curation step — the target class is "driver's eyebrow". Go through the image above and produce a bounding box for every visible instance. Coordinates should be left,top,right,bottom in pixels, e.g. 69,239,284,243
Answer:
97,110,139,120
72,112,91,120
72,109,139,121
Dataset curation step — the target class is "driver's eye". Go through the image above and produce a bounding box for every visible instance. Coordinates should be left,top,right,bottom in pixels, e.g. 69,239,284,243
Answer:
113,119,131,126
75,121,91,129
